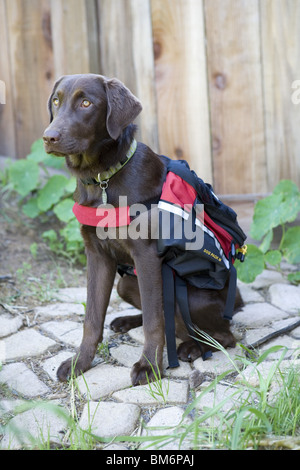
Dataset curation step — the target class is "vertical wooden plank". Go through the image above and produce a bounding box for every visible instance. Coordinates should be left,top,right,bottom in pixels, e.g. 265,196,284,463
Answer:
5,0,54,158
0,0,16,157
51,0,99,77
204,0,266,194
261,0,300,189
151,0,212,182
98,0,158,151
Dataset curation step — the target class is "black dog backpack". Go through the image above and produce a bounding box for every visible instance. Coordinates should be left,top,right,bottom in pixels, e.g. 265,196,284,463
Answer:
157,159,247,367
76,151,248,369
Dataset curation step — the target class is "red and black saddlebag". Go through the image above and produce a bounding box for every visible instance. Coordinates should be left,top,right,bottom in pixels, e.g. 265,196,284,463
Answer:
157,159,247,367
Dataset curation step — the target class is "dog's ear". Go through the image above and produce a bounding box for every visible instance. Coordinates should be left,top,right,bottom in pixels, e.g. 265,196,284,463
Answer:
103,78,142,140
47,76,65,123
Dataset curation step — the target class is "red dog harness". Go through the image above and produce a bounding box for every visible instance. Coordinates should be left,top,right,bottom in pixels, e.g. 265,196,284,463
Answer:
72,202,131,227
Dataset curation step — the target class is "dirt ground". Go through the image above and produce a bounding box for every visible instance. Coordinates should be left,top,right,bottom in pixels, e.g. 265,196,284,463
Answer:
0,193,87,311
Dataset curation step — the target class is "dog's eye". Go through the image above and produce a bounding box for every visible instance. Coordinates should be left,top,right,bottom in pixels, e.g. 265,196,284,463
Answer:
81,99,91,108
53,98,59,107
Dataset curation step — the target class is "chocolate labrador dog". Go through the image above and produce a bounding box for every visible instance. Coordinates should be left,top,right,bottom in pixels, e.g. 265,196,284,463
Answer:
43,74,242,385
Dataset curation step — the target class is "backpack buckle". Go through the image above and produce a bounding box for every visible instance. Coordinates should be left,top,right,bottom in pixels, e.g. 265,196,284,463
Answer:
236,244,247,262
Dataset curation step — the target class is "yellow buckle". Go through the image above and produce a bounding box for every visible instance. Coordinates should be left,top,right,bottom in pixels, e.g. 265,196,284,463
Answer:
238,245,248,255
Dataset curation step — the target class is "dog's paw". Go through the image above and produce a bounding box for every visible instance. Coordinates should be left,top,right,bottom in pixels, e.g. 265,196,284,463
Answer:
177,340,202,362
130,358,162,386
110,314,142,333
56,354,91,382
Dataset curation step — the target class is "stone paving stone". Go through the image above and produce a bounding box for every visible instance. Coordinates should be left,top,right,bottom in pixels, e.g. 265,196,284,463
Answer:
0,403,69,449
291,326,300,339
236,360,292,388
248,270,287,289
259,335,300,360
40,320,83,348
195,383,240,413
127,325,184,348
79,401,141,439
269,283,300,313
127,326,144,343
110,343,192,380
42,351,75,381
0,399,25,417
237,282,264,303
272,317,300,331
0,328,57,362
166,360,193,379
0,314,23,338
109,343,143,368
35,302,85,318
76,363,132,400
54,287,87,303
244,327,275,346
232,302,289,327
0,362,49,397
112,378,189,405
141,405,192,450
193,346,242,376
104,308,142,329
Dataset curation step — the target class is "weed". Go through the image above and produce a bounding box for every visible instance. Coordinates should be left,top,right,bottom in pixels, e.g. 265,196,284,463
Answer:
236,180,300,283
144,350,170,404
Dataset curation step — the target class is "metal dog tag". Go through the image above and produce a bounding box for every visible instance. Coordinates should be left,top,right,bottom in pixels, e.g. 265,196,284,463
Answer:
100,180,108,205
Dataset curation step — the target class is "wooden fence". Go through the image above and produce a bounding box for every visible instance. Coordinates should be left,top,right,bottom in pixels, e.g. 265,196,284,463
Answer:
1,0,300,195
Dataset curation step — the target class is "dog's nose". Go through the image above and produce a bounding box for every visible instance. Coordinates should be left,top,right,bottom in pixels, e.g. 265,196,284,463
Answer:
43,129,61,144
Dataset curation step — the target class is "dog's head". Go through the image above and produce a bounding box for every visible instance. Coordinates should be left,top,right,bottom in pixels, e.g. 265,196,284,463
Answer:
43,74,142,157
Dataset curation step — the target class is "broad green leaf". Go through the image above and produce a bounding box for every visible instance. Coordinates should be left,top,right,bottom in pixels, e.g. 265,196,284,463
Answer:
287,271,300,284
64,177,76,194
53,198,75,222
236,244,265,283
60,218,82,242
281,226,300,264
259,229,273,253
27,138,65,169
273,179,300,199
37,175,69,211
251,180,300,240
264,249,282,266
273,180,300,225
22,197,40,218
42,229,58,243
250,193,283,240
8,159,40,197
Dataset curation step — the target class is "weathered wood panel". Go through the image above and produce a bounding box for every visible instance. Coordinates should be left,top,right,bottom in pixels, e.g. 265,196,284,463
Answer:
0,0,16,157
50,0,100,78
261,0,300,189
4,0,53,158
151,0,212,182
98,0,158,150
204,0,267,194
1,0,300,194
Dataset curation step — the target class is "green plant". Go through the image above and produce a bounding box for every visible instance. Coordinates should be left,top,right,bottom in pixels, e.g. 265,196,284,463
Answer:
236,180,300,283
2,139,85,264
144,350,170,404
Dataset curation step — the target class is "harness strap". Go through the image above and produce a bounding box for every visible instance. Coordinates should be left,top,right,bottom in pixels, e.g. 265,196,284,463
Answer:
223,247,237,321
175,274,212,361
162,263,179,368
162,256,237,367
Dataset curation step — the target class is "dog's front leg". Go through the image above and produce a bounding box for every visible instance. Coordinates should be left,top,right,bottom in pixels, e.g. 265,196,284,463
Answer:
130,252,165,386
57,247,116,381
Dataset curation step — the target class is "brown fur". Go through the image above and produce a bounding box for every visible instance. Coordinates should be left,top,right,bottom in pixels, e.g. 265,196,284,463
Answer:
43,74,243,385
